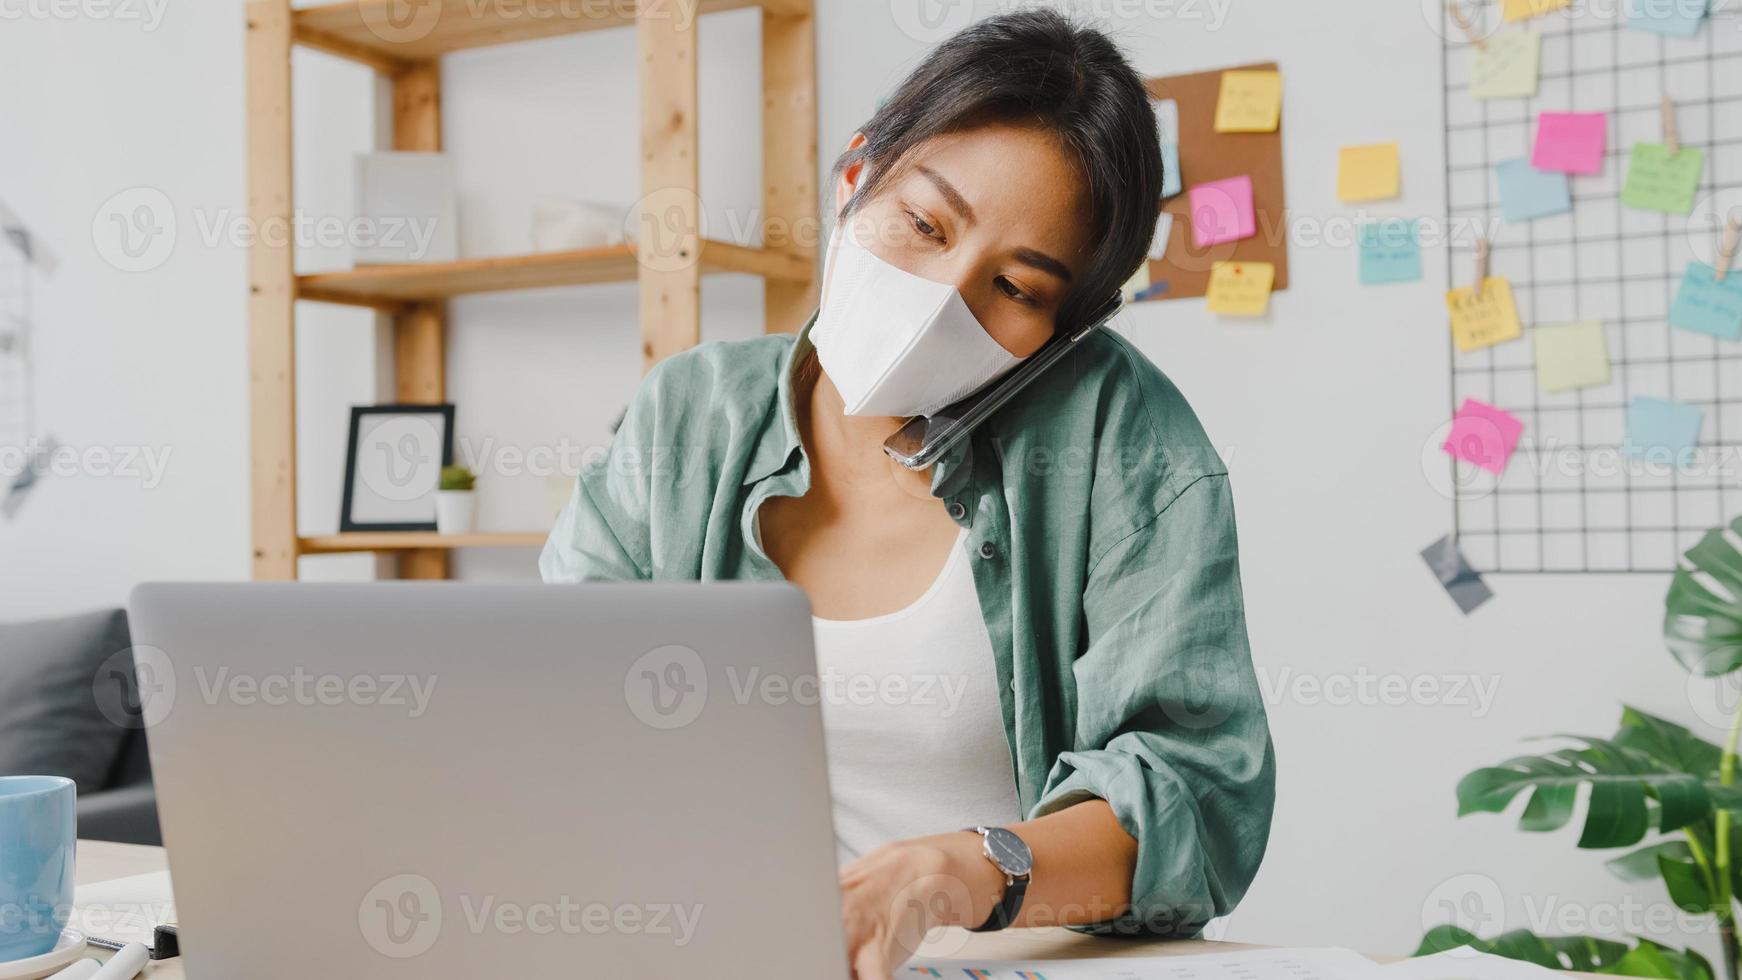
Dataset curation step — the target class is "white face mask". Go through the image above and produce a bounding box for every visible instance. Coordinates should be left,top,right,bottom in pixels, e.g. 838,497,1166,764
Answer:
809,223,1028,419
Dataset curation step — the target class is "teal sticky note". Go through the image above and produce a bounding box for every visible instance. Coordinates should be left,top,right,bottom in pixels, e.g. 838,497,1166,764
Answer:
1670,262,1742,340
1622,143,1705,214
1358,219,1423,285
1625,396,1705,467
1162,143,1182,199
1496,158,1571,222
1627,0,1707,36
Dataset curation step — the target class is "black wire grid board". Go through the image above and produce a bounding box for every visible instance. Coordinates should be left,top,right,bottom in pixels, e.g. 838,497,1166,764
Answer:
1441,1,1742,574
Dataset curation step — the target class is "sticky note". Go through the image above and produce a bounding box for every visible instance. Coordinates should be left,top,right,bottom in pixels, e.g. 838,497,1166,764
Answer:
1148,211,1175,261
1444,398,1524,475
1161,144,1182,199
1189,176,1256,248
1669,261,1742,340
1154,100,1183,199
1622,143,1706,214
1358,219,1423,285
1627,0,1708,36
1532,321,1611,392
1531,112,1607,174
1205,261,1275,316
1471,31,1541,100
1625,397,1704,467
1504,0,1570,18
1338,144,1401,203
1496,158,1571,222
1447,278,1523,352
1421,535,1494,615
1214,70,1282,133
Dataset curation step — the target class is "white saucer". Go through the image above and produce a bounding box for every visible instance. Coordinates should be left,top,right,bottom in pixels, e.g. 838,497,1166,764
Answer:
0,928,89,980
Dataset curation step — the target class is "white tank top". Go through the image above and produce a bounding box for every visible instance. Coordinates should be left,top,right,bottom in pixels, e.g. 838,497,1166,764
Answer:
810,530,1023,864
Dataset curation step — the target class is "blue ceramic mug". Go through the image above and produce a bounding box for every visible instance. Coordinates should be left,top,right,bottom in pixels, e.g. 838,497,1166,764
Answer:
0,776,75,962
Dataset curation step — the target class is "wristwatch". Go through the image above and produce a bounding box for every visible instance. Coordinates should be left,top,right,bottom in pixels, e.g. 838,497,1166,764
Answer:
963,826,1033,932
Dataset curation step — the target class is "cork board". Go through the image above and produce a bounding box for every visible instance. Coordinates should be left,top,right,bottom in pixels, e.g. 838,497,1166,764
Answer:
1143,62,1289,301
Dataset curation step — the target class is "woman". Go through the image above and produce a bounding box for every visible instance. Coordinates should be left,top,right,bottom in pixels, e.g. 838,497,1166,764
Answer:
543,9,1274,976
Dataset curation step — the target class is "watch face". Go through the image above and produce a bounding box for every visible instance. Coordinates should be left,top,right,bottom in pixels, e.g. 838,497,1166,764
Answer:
981,827,1033,877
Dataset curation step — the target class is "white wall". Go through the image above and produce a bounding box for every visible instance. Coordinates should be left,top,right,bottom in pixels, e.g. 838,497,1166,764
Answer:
0,0,1723,961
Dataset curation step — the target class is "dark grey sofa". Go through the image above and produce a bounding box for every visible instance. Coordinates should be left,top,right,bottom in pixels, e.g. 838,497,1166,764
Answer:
0,608,161,845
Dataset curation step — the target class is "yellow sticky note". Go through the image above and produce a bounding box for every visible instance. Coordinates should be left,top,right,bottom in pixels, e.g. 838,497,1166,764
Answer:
1206,261,1275,316
1446,278,1523,352
1471,31,1541,100
1214,70,1282,133
1503,0,1569,20
1121,261,1151,303
1339,143,1401,203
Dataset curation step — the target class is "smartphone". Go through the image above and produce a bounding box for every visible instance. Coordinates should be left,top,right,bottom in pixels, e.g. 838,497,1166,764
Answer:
882,292,1125,470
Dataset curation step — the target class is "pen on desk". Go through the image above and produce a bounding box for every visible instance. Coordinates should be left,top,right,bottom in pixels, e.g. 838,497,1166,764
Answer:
87,943,150,980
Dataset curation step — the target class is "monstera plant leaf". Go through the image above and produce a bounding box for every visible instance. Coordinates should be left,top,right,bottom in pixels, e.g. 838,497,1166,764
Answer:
1666,522,1742,677
1418,925,1714,980
1458,735,1712,847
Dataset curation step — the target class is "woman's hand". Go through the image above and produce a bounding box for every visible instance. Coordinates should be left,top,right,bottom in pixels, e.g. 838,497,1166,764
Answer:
838,833,1005,979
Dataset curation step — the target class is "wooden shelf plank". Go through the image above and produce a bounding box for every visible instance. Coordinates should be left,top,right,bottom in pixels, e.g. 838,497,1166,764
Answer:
300,532,548,555
294,0,812,67
296,240,812,307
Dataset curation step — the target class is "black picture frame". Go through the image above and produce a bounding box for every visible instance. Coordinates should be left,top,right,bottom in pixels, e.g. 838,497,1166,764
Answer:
339,404,456,533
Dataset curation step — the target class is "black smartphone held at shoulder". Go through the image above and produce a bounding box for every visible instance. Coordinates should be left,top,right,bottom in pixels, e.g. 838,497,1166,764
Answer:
883,292,1125,471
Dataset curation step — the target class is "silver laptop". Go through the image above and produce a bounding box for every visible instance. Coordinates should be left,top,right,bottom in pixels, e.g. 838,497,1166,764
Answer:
128,583,849,979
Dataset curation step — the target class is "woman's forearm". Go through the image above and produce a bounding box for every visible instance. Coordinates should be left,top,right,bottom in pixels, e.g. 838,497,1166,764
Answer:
926,799,1137,929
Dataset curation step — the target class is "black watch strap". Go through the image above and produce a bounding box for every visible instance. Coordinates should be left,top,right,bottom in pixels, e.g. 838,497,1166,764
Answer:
970,872,1028,932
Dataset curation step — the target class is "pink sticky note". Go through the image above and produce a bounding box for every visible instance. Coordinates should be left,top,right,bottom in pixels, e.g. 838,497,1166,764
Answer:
1531,112,1607,175
1189,175,1256,248
1443,398,1524,475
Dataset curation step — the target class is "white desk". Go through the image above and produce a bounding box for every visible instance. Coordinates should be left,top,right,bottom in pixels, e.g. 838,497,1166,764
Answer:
70,840,1576,977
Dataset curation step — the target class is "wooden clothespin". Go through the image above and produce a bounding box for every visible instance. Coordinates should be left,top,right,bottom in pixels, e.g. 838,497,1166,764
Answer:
1662,94,1681,156
1717,216,1741,283
1448,2,1487,51
1473,237,1490,300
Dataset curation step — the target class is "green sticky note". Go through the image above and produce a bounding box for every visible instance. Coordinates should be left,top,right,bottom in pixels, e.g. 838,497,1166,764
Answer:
1532,320,1611,392
1470,31,1541,100
1621,143,1705,214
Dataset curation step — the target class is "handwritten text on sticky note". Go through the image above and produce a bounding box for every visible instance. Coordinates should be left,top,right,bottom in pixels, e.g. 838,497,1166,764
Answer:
1214,70,1282,133
1471,31,1541,100
1622,143,1705,214
1447,277,1524,352
1189,175,1256,248
1358,219,1423,285
1670,261,1742,340
1206,261,1276,316
1532,112,1607,174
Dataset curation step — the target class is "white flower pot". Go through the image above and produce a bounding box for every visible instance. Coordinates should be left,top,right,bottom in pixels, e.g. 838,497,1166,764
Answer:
435,490,476,535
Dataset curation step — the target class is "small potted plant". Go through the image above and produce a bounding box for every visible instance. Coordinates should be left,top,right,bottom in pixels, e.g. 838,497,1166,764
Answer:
435,465,476,535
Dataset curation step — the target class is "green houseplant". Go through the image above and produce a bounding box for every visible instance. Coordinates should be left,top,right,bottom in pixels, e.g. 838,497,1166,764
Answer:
435,465,476,535
1420,520,1742,980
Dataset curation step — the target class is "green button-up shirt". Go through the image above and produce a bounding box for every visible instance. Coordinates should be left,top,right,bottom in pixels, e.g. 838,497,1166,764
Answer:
541,320,1274,935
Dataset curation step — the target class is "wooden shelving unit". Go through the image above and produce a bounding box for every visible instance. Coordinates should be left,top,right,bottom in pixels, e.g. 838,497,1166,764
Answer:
244,0,818,581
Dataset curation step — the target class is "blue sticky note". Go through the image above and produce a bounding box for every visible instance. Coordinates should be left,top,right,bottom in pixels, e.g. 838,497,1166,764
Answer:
1162,144,1182,199
1669,262,1742,340
1497,158,1571,222
1358,219,1424,285
1625,396,1705,467
1627,0,1707,36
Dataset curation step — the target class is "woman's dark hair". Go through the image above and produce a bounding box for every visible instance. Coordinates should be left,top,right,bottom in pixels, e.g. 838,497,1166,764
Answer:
831,9,1163,334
